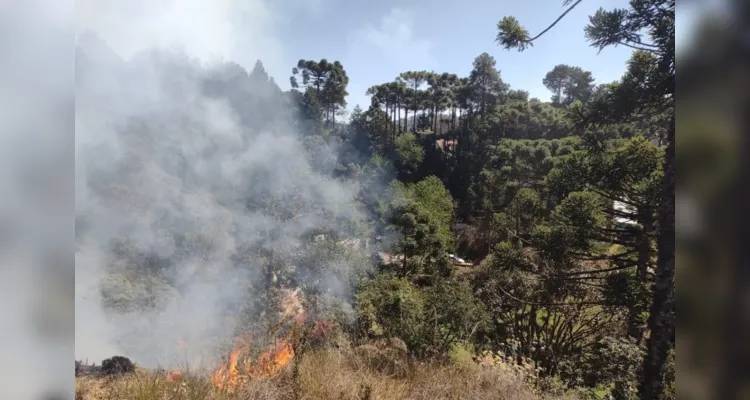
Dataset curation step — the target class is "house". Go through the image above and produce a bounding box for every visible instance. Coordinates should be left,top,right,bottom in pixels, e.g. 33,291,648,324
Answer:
435,138,458,152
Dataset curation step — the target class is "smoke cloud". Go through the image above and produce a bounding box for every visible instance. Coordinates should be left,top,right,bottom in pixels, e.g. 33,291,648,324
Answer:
75,0,366,370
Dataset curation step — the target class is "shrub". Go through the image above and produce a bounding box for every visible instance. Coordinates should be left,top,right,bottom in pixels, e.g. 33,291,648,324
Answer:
354,274,425,349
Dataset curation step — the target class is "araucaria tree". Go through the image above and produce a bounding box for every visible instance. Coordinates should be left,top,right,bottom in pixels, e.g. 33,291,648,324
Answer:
291,58,349,126
496,1,674,399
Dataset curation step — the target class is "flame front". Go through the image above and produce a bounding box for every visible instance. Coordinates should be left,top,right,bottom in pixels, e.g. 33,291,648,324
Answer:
210,289,306,393
212,344,244,391
211,335,296,392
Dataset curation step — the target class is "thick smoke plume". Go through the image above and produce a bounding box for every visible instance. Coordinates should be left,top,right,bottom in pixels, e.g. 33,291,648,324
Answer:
75,0,366,369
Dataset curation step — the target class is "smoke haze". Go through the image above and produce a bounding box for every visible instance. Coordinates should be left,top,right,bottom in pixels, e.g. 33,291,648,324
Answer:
75,0,365,370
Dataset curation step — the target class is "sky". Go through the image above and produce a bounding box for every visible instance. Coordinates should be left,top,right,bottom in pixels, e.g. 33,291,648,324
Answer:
259,0,642,114
79,0,678,117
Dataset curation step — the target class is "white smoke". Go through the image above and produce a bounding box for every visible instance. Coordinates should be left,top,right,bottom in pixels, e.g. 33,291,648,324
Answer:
74,0,365,370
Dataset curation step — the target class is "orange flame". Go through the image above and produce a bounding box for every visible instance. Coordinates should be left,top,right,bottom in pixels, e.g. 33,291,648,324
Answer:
212,344,245,391
211,335,296,392
209,289,308,392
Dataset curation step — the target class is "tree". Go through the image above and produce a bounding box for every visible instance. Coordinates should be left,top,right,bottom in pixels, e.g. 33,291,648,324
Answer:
355,275,426,346
495,1,674,398
354,275,485,357
291,59,349,124
468,53,509,117
546,136,663,345
506,89,530,103
399,176,455,249
421,279,487,357
387,201,452,281
542,64,595,106
425,72,457,134
322,61,349,124
393,131,425,181
400,71,431,131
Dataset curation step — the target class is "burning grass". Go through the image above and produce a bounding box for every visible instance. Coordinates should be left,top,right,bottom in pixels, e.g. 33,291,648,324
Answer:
211,334,295,393
75,291,574,399
75,345,576,400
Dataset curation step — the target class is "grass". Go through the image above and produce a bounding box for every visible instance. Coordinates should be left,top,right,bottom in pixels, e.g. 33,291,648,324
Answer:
76,344,577,400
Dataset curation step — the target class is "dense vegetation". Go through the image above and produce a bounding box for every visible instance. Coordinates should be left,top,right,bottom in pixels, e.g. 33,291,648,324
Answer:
78,1,674,400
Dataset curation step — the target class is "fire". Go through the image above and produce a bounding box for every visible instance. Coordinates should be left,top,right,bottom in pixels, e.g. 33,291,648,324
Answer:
169,289,339,393
211,335,296,392
202,289,312,392
212,343,244,391
212,288,305,393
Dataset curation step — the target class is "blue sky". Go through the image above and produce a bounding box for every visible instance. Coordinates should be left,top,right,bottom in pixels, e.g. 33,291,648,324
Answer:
256,0,644,114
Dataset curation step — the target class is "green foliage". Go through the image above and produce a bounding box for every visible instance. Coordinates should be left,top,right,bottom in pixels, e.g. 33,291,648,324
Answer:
494,2,675,398
420,279,488,357
354,275,426,346
393,132,425,180
495,16,532,51
561,336,644,399
291,58,349,124
385,199,453,280
448,342,476,365
468,53,509,115
543,64,595,106
354,275,486,358
398,176,455,248
489,242,533,272
494,101,573,139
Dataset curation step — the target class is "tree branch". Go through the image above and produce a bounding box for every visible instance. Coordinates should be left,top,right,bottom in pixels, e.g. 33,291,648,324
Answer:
498,286,606,306
617,41,660,53
528,0,586,43
571,248,638,261
553,262,637,277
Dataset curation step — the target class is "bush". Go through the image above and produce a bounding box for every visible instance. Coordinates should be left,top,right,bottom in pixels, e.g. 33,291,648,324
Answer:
354,275,486,358
354,275,425,348
420,279,488,357
100,271,177,313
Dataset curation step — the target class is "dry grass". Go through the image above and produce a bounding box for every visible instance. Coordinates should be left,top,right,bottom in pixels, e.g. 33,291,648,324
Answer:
75,347,574,400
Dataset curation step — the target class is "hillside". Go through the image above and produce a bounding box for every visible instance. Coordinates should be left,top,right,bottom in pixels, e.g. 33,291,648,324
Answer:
74,2,675,400
75,346,571,400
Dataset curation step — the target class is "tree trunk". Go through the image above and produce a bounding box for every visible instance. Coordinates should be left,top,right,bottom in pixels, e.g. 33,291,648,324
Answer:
397,105,402,134
384,100,391,143
636,208,653,281
432,104,436,133
392,103,397,142
402,253,408,278
639,115,675,400
413,106,418,131
405,108,410,132
480,90,486,117
628,207,654,344
412,83,419,131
